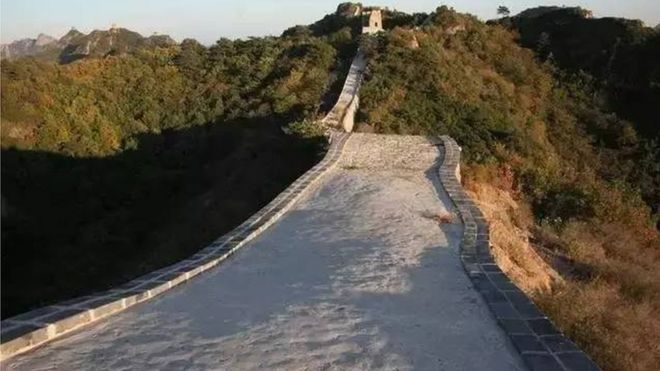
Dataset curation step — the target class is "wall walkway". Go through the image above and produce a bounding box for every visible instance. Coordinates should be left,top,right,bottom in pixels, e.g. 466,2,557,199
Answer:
2,134,527,371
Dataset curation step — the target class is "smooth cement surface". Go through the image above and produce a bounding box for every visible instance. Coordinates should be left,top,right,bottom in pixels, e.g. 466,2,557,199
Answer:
4,134,525,370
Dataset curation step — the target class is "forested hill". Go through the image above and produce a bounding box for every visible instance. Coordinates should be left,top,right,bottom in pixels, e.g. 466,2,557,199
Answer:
1,5,359,319
357,6,659,371
495,6,659,221
1,11,358,157
496,6,660,140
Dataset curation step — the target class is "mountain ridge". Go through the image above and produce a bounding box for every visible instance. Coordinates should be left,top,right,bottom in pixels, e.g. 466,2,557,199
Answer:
1,27,176,63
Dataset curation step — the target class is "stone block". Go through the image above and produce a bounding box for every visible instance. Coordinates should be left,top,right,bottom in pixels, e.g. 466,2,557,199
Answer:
488,273,518,291
488,302,520,319
527,318,561,336
557,352,600,371
515,302,546,320
499,319,533,335
480,263,501,273
0,323,50,360
481,288,508,303
39,308,92,335
522,353,565,371
541,335,580,353
511,334,548,353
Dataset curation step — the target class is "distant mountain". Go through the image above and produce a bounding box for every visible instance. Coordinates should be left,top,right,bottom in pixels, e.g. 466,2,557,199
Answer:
0,33,58,60
58,27,175,63
1,27,176,63
513,6,593,19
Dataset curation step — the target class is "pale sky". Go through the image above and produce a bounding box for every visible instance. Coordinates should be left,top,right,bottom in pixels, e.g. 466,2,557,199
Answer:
2,0,659,44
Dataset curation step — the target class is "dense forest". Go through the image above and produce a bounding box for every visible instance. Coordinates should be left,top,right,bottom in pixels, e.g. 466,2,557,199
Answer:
499,6,660,213
498,7,660,140
1,9,360,318
358,6,658,371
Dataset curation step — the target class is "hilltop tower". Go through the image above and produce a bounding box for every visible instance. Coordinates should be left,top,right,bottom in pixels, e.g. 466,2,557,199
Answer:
362,8,383,34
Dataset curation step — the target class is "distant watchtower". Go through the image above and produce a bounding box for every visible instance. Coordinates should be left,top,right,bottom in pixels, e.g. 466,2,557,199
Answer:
362,8,383,34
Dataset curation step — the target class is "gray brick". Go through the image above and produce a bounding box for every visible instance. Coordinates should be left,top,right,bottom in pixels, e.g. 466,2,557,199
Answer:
0,323,50,357
505,290,534,307
480,263,501,273
522,353,565,371
499,319,533,335
528,318,561,336
477,255,495,264
558,352,600,371
515,302,546,319
481,289,508,303
511,335,548,353
488,273,518,291
541,335,580,353
488,302,519,319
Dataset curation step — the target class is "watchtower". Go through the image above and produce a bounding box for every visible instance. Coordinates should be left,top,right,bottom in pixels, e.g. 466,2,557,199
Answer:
362,8,383,34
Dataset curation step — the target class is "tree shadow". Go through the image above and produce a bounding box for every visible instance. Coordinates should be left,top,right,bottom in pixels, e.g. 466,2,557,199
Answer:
6,162,523,370
1,118,325,319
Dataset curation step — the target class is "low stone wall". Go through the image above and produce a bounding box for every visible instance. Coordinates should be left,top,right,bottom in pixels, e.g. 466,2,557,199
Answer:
321,52,366,132
341,93,359,132
0,131,351,361
437,135,600,371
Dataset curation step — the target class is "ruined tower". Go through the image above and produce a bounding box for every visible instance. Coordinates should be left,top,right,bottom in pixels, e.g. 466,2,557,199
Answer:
362,8,383,34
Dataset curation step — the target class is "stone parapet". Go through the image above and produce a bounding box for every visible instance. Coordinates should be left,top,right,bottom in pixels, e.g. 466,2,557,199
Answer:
321,52,366,132
437,135,600,371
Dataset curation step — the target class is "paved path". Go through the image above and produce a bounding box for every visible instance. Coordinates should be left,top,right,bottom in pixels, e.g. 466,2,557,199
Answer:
4,134,525,370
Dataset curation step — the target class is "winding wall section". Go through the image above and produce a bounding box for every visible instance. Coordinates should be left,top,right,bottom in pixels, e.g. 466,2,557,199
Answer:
3,133,528,370
321,52,365,132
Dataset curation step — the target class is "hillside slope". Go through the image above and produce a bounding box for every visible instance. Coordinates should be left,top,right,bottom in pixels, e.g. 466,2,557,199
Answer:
358,6,659,371
499,7,660,140
1,7,359,318
0,34,58,60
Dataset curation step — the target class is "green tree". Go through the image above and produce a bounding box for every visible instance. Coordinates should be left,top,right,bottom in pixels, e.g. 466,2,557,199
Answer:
497,6,511,17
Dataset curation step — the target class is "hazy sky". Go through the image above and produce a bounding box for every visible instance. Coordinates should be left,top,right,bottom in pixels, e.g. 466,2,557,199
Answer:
2,0,659,44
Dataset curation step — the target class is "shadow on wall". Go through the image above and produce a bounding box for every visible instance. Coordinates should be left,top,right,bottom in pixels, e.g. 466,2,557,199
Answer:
0,118,326,319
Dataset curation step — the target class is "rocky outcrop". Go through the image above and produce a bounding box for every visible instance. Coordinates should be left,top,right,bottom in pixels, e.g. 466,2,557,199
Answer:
59,28,175,63
0,34,57,60
2,28,176,63
57,28,84,45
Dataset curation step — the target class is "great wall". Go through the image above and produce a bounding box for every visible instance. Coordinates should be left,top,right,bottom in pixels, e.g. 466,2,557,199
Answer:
1,6,599,371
